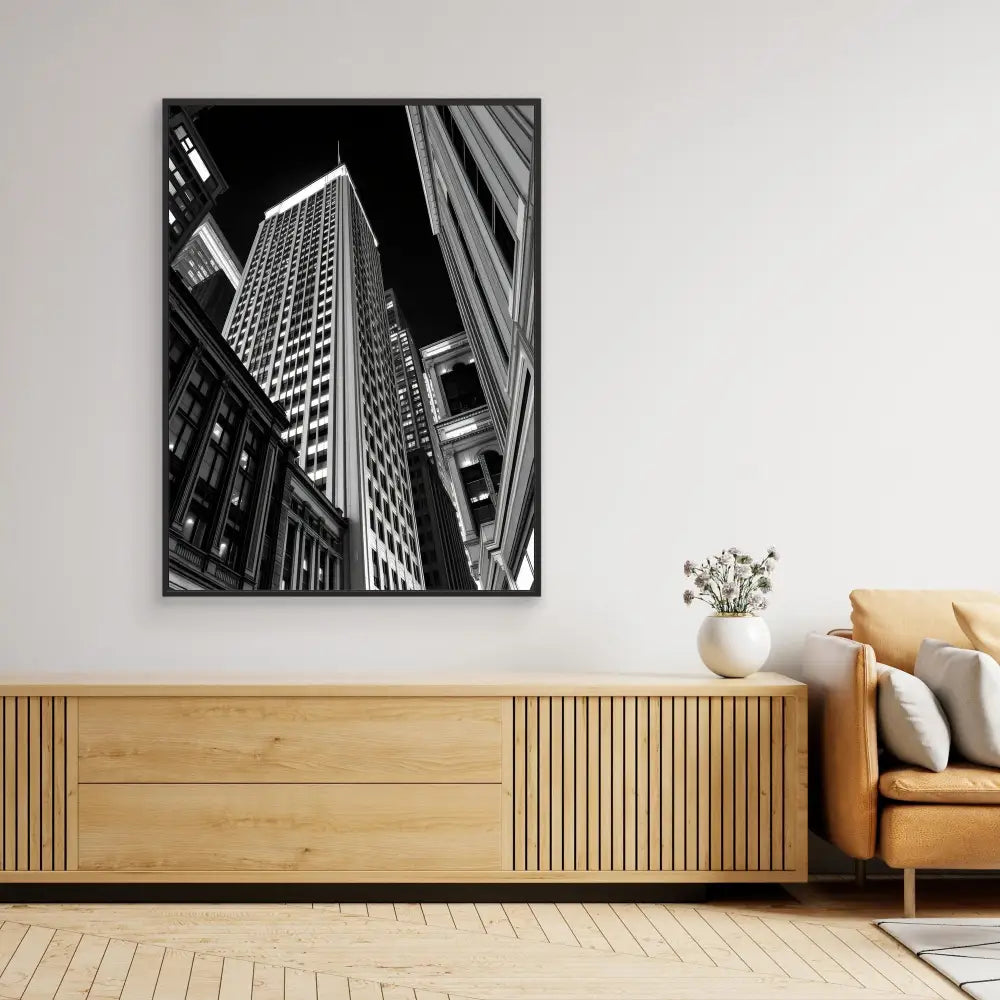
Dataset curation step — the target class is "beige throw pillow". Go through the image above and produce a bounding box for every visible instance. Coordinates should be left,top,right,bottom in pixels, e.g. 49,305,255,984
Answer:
954,601,1000,662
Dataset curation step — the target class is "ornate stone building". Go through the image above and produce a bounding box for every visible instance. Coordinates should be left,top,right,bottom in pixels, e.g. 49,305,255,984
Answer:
406,104,537,590
166,275,348,592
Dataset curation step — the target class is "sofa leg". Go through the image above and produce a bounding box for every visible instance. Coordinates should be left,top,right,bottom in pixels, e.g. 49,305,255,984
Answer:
903,868,916,918
854,859,867,888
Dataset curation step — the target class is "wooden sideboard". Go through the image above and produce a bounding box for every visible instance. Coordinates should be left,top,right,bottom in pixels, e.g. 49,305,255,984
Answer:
0,673,806,883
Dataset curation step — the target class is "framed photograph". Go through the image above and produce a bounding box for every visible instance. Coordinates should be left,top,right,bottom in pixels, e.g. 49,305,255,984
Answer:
163,100,540,595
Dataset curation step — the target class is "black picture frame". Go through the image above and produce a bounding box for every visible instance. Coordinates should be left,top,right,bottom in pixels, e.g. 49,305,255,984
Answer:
162,99,541,597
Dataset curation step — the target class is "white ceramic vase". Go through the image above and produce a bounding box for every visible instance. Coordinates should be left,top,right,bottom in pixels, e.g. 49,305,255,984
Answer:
697,614,771,678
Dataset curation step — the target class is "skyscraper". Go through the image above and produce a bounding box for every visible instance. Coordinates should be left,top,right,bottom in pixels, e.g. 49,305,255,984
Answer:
386,289,475,591
222,165,424,591
406,104,538,590
385,289,436,460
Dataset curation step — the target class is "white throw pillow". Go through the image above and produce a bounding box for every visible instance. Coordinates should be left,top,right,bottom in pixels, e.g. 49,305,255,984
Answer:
915,638,1000,768
876,663,951,771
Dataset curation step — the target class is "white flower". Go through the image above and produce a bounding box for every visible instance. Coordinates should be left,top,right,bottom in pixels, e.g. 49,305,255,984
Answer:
758,575,773,593
721,583,739,601
734,562,753,579
683,590,695,606
718,551,736,567
765,557,777,572
767,547,779,561
683,560,696,577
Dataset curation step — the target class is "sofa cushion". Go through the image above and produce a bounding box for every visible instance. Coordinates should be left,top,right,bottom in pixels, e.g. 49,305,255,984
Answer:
850,589,1000,671
915,639,1000,768
954,601,1000,662
876,664,950,771
880,764,1000,804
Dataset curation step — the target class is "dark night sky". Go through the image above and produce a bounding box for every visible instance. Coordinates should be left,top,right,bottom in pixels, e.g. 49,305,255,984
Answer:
180,103,461,349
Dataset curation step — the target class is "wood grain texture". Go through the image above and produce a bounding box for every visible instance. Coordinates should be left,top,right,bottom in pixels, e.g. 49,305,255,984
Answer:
685,698,698,872
28,697,41,870
0,673,806,698
747,698,759,872
722,698,734,872
735,697,747,872
501,697,514,872
79,697,502,783
3,700,14,872
65,698,78,872
40,697,53,872
77,784,501,872
758,698,771,872
1,697,71,872
0,893,962,1000
673,698,686,872
16,698,27,871
710,698,722,871
503,693,805,878
550,697,563,872
3,685,807,885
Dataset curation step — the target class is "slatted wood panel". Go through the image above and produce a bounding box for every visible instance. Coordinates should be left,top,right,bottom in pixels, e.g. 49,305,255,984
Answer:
507,695,802,873
1,697,76,871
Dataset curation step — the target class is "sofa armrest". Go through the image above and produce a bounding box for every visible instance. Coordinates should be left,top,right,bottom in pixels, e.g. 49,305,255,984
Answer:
802,632,879,860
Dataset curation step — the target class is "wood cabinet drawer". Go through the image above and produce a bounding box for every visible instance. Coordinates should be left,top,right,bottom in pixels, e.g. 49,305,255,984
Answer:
79,697,501,783
78,783,500,872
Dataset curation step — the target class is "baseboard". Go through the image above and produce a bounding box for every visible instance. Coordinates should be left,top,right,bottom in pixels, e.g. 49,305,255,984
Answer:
0,882,728,904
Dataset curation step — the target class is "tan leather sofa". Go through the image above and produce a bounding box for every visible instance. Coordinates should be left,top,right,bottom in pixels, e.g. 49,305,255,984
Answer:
803,589,1000,916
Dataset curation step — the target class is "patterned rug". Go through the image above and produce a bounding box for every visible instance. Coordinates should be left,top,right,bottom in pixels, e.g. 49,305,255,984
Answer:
878,919,1000,999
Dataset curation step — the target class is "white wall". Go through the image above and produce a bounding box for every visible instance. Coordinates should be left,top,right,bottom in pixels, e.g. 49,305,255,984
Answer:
1,0,998,679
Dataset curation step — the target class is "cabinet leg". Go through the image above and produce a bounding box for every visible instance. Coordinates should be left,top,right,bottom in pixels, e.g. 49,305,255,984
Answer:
854,859,867,888
903,868,916,918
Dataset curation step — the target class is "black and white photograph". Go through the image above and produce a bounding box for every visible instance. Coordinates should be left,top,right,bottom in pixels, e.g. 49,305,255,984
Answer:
164,101,540,594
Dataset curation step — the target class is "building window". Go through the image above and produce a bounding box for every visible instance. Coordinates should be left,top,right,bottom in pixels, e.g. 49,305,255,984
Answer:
444,196,509,368
459,462,495,528
301,536,314,590
482,449,502,497
516,529,536,591
440,360,486,416
281,524,297,590
218,426,261,569
168,362,213,488
183,396,239,549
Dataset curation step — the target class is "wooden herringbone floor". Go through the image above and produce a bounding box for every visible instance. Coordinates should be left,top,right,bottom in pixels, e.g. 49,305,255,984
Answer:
0,885,983,1000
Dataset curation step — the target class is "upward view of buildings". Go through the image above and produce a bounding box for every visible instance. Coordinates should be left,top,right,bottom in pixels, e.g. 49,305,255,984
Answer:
221,166,423,591
386,289,475,590
164,102,538,593
406,105,538,590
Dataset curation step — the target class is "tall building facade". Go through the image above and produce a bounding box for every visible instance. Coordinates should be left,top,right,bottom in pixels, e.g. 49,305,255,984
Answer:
385,289,436,459
172,215,242,333
406,105,538,590
221,166,423,591
386,290,475,591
